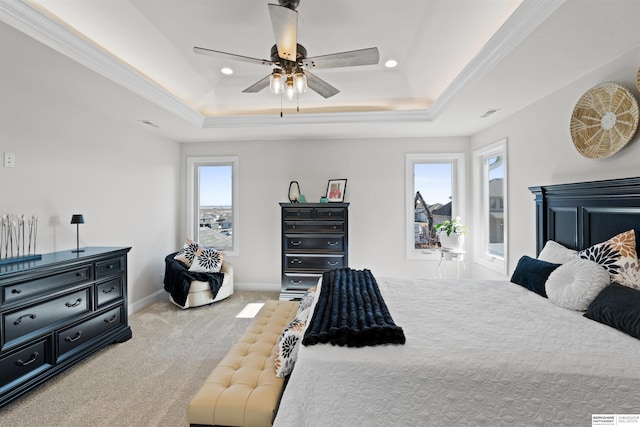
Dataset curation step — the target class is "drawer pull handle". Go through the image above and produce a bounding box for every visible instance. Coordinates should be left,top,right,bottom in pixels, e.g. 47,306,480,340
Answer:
65,331,82,342
291,280,302,285
104,315,118,324
290,258,302,264
76,271,85,277
327,241,339,246
102,286,116,294
11,289,22,294
327,261,339,266
16,352,40,366
106,264,115,269
14,314,37,325
65,298,83,308
291,241,302,246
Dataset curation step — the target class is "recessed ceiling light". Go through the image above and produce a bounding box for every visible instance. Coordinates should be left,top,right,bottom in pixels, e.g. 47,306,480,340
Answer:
384,59,398,68
221,67,234,75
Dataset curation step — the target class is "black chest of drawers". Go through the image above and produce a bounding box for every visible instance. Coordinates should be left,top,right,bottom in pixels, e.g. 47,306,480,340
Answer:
0,247,131,408
280,203,348,300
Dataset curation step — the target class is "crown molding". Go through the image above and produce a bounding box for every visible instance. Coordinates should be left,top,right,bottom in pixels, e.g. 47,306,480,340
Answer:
1,0,563,129
0,0,204,126
428,0,565,118
202,109,433,128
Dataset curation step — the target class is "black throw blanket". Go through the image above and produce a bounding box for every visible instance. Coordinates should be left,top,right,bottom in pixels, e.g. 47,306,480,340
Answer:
163,253,224,307
302,268,406,347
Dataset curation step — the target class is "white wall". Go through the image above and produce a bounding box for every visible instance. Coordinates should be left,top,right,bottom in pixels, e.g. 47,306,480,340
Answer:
180,137,470,290
471,46,640,280
0,23,181,311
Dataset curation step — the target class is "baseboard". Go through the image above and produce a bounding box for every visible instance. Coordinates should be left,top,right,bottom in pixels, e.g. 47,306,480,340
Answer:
234,282,280,292
128,289,166,314
128,283,280,314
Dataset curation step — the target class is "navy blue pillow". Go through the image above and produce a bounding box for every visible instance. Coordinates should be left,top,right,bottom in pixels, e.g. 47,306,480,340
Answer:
585,283,640,340
510,256,561,297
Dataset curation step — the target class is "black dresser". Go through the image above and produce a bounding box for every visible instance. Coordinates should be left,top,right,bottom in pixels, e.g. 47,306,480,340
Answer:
280,203,348,300
0,247,132,407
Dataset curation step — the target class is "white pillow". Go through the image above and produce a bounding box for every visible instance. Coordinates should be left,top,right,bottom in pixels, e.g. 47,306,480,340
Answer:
189,247,224,273
545,258,610,311
538,240,578,264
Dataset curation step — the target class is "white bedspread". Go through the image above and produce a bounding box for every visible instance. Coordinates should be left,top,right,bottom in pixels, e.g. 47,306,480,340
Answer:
274,277,640,426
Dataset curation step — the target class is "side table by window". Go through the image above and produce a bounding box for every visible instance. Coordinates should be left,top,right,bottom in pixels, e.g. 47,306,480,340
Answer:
438,249,465,278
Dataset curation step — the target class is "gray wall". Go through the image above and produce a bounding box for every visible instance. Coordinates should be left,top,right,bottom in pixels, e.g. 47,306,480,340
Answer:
471,46,640,280
0,23,181,311
2,21,638,308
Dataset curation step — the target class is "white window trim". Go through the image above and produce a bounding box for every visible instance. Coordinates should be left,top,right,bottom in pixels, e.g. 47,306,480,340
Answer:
472,139,507,274
187,156,239,256
406,153,465,260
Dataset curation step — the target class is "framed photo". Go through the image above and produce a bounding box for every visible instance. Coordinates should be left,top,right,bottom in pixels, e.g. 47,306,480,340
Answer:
326,179,347,202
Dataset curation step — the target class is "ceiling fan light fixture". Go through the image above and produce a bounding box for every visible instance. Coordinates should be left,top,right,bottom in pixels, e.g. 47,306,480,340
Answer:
270,69,285,94
285,76,296,100
294,70,307,93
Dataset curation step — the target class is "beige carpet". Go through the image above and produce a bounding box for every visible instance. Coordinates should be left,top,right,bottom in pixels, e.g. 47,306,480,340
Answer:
0,290,280,427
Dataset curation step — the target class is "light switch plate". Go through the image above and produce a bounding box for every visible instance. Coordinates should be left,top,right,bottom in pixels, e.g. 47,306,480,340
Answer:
4,152,15,168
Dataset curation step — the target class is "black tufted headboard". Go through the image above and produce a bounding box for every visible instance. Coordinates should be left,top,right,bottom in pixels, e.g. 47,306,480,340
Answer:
529,177,640,255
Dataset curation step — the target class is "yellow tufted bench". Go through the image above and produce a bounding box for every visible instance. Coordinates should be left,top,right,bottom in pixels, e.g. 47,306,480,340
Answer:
187,300,299,427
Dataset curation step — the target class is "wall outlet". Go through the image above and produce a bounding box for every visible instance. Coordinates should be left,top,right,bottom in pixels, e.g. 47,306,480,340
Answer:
4,152,15,168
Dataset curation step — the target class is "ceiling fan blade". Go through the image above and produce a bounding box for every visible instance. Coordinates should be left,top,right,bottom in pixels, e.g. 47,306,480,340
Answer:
304,71,339,98
303,47,380,69
193,46,273,66
242,75,271,93
268,4,297,61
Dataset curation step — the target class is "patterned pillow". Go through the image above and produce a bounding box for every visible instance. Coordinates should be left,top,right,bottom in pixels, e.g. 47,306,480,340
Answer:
174,239,199,267
188,246,224,273
274,307,310,378
297,286,317,313
545,258,610,311
578,229,640,290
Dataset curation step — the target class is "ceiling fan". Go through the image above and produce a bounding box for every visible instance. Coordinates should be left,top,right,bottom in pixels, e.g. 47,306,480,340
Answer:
193,0,379,100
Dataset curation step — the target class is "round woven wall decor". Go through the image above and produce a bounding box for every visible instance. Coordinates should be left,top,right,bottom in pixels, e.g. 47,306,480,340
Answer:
636,67,640,92
570,82,639,159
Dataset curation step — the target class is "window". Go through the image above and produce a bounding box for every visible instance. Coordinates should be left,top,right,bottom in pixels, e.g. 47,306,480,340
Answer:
406,153,465,260
473,139,507,274
187,156,239,256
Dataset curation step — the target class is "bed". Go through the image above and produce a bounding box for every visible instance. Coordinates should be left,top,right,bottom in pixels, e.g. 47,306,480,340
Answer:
273,177,640,427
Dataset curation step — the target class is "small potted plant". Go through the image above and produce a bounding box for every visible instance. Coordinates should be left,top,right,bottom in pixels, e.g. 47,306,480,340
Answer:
434,216,467,251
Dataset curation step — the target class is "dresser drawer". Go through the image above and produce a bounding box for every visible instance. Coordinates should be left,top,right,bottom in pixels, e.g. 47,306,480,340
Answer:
283,207,314,220
56,306,123,362
282,273,322,291
285,255,344,271
284,221,345,233
3,265,92,304
96,277,123,307
315,208,346,220
285,235,344,252
2,288,91,350
0,339,52,389
95,256,125,280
